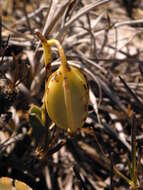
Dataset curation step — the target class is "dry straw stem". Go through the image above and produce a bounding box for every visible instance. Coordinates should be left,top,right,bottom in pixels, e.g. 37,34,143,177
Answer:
13,6,49,27
33,0,111,76
57,0,111,40
42,0,72,38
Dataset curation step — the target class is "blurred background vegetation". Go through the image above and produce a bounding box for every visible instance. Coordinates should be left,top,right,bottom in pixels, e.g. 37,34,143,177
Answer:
0,0,143,189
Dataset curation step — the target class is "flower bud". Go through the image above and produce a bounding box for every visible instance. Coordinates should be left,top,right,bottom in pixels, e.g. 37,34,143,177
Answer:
45,65,89,133
36,32,89,133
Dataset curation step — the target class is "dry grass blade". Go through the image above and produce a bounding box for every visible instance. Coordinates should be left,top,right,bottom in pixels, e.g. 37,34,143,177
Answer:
119,76,143,107
57,0,111,39
42,0,71,37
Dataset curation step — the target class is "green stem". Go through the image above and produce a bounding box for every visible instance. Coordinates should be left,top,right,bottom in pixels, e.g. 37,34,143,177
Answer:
47,39,67,69
113,166,134,187
131,113,137,187
103,152,134,187
36,31,52,77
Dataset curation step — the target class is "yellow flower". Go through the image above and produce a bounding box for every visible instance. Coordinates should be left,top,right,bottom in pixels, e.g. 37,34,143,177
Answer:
36,32,89,133
45,65,88,133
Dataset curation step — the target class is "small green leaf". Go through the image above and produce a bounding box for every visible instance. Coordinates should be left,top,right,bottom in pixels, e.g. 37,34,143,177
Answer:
29,113,46,147
29,105,42,120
